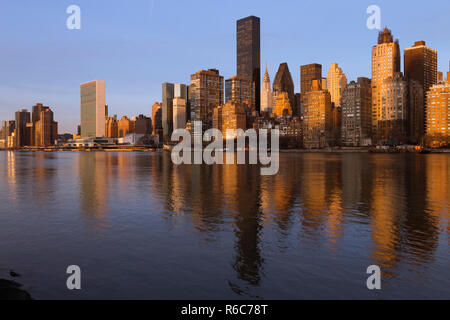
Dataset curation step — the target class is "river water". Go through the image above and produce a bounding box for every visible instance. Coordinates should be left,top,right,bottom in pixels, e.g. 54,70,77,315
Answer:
0,151,448,299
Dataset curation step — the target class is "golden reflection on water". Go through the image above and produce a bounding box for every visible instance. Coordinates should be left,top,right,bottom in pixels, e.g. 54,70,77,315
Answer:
1,151,448,297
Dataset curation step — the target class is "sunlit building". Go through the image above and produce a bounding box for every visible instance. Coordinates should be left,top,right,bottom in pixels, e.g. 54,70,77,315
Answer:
301,80,333,148
225,76,255,108
260,67,273,114
341,78,373,146
301,63,322,94
105,115,118,138
189,69,224,128
371,28,401,135
273,63,296,115
404,41,438,98
212,101,246,140
118,116,134,138
80,80,106,137
426,73,450,147
173,97,187,131
326,63,347,108
273,92,293,117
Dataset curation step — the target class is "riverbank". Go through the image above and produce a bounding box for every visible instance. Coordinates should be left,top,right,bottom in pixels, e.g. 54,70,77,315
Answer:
1,147,450,154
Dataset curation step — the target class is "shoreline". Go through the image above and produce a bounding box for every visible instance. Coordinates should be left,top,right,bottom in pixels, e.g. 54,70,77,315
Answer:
1,147,449,154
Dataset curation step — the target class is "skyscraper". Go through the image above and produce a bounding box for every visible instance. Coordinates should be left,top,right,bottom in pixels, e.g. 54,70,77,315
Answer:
371,28,401,132
260,67,273,114
162,82,174,141
301,63,322,94
237,16,260,112
15,109,31,148
426,74,449,146
301,80,333,148
189,69,224,128
173,97,187,131
326,63,347,108
225,76,255,107
31,103,58,147
273,63,296,115
152,102,163,139
162,83,189,141
80,80,106,137
404,41,438,97
376,73,412,144
341,78,372,146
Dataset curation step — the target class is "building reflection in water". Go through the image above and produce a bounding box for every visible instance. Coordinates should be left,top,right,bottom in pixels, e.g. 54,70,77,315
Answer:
146,152,446,294
78,152,111,231
4,151,444,296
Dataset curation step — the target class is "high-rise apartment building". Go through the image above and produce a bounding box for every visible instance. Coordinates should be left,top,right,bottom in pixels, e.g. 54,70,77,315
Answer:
173,97,187,131
301,80,333,148
162,83,189,140
426,74,450,146
273,63,296,115
15,109,31,147
189,69,224,128
152,102,163,139
80,80,106,137
237,16,260,111
341,78,373,146
31,103,58,147
162,82,174,141
212,101,246,140
225,76,255,108
326,63,347,108
301,63,322,94
404,41,438,97
371,28,401,133
260,67,273,114
376,73,412,144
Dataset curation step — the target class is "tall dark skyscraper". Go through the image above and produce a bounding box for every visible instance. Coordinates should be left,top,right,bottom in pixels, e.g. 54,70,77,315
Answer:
237,16,260,112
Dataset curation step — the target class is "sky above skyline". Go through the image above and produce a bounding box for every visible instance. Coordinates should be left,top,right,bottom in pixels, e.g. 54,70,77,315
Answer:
1,0,449,132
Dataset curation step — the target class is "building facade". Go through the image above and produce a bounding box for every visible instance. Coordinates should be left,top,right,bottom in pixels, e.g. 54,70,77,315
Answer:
341,78,373,146
15,109,31,147
189,69,224,129
371,28,401,135
237,16,260,112
134,114,152,135
261,67,273,114
118,116,135,138
376,73,410,144
426,73,450,147
326,63,347,108
105,115,118,138
273,92,293,118
301,80,333,148
225,76,255,108
404,41,438,98
273,63,296,115
80,80,106,137
152,102,163,138
212,101,246,140
301,63,322,94
173,97,187,131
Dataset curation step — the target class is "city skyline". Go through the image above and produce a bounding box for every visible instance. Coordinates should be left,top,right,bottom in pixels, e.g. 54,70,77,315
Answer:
1,1,450,132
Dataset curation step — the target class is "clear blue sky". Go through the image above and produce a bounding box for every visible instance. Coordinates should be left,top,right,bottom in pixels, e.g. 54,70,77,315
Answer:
1,0,449,133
